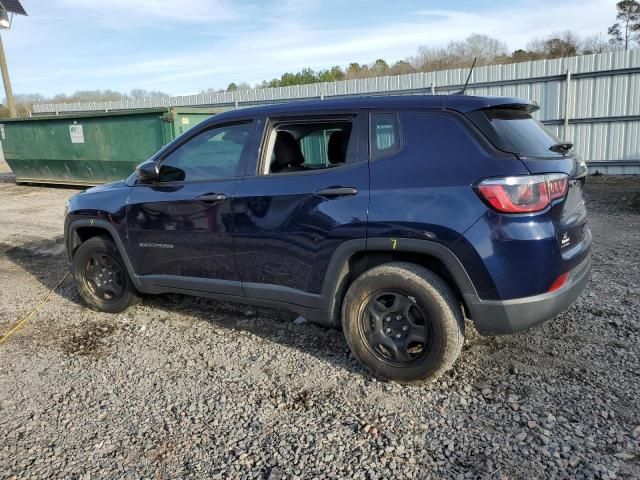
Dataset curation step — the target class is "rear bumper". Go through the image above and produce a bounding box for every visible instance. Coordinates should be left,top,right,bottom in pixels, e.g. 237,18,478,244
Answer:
465,254,591,335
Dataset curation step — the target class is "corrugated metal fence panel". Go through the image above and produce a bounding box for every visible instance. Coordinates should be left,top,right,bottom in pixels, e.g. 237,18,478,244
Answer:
550,121,640,162
30,49,640,168
569,73,640,118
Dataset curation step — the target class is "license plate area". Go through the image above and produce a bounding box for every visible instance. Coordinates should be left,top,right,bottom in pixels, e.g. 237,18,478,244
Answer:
558,223,585,252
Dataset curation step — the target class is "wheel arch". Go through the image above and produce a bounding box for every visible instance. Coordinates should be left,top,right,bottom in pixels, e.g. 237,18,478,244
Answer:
324,238,478,326
66,219,141,286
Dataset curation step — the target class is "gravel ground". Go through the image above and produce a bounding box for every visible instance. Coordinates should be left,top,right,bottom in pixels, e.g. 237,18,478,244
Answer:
0,175,638,480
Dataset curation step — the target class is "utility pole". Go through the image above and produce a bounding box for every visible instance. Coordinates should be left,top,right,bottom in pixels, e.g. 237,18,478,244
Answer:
0,1,29,118
0,33,16,117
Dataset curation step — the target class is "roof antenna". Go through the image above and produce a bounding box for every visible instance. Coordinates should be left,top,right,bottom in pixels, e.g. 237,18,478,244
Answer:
457,57,477,95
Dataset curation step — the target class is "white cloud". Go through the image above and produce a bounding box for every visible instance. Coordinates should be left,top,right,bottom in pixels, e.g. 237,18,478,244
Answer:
54,0,239,23
9,0,616,95
120,0,613,92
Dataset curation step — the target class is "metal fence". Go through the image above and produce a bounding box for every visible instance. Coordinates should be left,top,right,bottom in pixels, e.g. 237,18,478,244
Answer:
33,49,640,173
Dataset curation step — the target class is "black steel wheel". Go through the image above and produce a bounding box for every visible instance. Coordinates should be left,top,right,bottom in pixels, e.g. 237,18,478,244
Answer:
72,235,140,313
359,290,432,365
342,262,464,382
82,252,125,302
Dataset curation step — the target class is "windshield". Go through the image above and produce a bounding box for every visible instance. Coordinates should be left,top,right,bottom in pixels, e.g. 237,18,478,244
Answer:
468,108,565,158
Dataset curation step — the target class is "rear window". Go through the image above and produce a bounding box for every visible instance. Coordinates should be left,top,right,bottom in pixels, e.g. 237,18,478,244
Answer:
468,108,563,158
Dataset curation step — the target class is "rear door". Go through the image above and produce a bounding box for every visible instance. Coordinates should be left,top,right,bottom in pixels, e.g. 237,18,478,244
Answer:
231,111,369,303
127,120,255,293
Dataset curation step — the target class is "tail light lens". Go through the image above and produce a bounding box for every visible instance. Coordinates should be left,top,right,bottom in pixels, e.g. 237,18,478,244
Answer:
477,174,569,213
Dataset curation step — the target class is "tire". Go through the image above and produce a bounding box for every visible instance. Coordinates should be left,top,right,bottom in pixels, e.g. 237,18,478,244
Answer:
342,262,464,383
72,235,141,313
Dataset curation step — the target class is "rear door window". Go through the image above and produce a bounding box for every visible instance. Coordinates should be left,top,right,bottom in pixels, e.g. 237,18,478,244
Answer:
298,125,352,169
468,108,564,158
260,119,355,175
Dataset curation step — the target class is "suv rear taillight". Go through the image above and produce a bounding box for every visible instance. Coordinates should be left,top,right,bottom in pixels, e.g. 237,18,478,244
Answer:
477,174,569,213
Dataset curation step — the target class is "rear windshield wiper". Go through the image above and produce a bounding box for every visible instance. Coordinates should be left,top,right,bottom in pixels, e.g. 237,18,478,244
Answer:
548,142,573,154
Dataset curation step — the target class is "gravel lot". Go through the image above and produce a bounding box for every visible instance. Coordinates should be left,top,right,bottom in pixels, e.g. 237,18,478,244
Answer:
0,174,638,480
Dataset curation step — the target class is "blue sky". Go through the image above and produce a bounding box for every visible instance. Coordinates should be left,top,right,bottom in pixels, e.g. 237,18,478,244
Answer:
5,0,614,97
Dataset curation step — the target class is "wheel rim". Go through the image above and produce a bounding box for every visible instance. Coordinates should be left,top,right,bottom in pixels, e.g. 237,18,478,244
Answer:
359,290,432,365
82,252,125,302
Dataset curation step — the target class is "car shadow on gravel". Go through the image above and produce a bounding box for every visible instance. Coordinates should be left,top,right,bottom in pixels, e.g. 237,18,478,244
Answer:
1,235,74,294
2,235,366,376
142,294,366,375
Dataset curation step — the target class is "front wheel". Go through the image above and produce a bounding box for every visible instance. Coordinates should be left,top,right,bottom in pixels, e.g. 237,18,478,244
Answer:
342,262,464,382
72,235,141,313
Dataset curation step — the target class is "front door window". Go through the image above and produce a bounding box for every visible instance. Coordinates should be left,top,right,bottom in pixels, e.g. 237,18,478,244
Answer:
158,123,252,182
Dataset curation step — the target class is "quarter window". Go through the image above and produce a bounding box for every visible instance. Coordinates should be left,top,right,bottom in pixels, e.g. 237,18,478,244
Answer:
158,122,251,182
371,113,401,159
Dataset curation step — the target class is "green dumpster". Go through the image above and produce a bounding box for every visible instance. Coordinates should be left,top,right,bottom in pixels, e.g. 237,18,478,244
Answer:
0,107,220,186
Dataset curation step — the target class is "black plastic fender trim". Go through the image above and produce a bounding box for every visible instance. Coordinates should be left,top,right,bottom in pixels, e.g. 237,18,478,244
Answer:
363,237,478,297
318,237,479,327
66,219,141,286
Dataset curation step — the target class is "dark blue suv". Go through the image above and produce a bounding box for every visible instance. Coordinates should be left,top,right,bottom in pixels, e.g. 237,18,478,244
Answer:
64,95,591,382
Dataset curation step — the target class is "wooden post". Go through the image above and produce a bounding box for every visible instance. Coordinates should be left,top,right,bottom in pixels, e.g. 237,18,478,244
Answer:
0,33,16,118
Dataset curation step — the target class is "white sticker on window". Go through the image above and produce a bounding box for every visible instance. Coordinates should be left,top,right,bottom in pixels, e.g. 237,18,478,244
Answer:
69,124,84,144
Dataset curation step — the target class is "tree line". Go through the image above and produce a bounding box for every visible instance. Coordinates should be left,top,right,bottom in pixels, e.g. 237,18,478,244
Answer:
4,89,170,117
242,31,612,91
3,0,639,117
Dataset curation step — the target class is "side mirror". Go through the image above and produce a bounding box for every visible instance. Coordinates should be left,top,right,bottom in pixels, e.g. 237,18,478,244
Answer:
136,160,159,184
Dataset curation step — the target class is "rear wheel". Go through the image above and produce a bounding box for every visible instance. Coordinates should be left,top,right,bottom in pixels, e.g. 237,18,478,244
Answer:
72,235,140,313
342,262,464,382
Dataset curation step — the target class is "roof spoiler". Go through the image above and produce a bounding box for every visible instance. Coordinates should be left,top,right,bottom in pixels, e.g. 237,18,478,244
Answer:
480,101,540,113
443,95,540,114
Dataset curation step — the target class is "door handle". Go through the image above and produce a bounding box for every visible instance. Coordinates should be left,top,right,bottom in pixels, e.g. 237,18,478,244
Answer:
315,187,358,198
197,193,227,204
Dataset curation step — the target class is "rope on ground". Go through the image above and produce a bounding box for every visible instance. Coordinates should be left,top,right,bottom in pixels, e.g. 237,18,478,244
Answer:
0,272,69,345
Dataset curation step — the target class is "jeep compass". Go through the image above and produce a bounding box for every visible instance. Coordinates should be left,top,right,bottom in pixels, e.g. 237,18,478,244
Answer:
64,95,591,382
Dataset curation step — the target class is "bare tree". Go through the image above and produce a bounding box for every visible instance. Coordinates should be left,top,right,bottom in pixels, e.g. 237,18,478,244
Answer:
580,33,613,54
0,93,45,117
526,31,580,59
129,89,168,99
411,34,508,72
130,88,147,99
390,60,416,75
462,33,509,64
411,44,461,71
